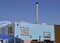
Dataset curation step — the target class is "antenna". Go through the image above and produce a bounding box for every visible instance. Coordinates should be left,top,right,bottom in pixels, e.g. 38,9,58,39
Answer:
36,0,39,24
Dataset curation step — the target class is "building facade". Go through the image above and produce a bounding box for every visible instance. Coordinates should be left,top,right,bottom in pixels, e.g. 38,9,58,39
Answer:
0,21,58,43
14,21,55,43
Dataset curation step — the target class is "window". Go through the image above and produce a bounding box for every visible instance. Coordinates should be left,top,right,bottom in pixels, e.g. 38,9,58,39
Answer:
17,23,19,26
8,27,13,33
44,32,50,38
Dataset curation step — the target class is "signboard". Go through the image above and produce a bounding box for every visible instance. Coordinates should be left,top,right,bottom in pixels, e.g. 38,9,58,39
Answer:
21,28,29,36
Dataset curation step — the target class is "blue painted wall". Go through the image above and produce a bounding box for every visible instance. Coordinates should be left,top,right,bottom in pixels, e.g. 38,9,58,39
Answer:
14,22,55,41
2,28,6,35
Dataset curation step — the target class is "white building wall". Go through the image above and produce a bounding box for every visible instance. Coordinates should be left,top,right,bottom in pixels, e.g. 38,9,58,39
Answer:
14,22,55,41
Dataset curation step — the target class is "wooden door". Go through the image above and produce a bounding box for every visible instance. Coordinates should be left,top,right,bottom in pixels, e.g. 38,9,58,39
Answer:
54,25,60,43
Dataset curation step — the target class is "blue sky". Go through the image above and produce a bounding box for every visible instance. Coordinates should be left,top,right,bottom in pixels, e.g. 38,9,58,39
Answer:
0,0,60,25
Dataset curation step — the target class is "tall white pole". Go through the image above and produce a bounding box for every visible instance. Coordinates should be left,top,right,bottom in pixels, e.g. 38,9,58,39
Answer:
36,0,39,24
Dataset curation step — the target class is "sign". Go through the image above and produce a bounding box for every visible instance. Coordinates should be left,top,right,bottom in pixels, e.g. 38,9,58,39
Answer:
21,29,29,36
